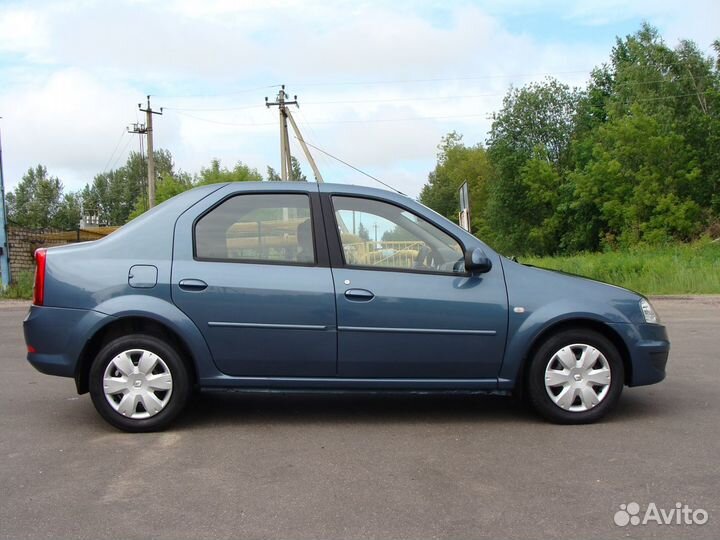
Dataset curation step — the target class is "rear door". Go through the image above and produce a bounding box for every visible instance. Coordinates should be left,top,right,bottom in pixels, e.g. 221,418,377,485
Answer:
323,192,507,379
171,185,337,377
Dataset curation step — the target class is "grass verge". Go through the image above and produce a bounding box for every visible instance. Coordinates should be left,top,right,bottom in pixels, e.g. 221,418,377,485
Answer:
524,240,720,295
0,271,34,300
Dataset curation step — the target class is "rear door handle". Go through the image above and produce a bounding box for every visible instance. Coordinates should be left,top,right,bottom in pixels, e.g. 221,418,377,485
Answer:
344,288,374,301
178,278,208,291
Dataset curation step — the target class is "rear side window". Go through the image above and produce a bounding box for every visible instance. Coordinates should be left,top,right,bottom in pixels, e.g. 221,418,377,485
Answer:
194,193,315,264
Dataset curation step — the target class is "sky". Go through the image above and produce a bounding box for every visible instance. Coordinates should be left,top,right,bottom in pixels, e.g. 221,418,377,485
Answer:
0,0,717,199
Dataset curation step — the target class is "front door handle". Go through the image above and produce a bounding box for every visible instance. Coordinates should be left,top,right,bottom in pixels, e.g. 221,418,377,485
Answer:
344,288,374,301
178,278,208,291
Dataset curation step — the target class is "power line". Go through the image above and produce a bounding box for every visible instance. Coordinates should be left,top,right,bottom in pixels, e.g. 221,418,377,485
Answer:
303,92,503,105
167,87,715,128
632,90,713,102
294,136,405,195
308,113,491,125
295,107,335,173
156,84,282,100
108,136,134,172
162,103,264,112
290,70,594,88
160,75,712,113
101,129,128,174
171,110,271,126
170,110,491,127
167,93,503,113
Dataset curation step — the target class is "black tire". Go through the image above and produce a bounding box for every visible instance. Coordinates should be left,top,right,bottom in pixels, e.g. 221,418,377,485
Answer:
89,334,191,432
527,328,624,424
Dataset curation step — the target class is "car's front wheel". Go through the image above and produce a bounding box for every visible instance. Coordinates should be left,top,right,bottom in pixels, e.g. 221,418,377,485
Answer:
527,328,624,424
89,334,190,432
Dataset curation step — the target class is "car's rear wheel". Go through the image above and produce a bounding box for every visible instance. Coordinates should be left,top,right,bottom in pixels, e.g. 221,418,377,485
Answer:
527,328,624,424
89,334,190,432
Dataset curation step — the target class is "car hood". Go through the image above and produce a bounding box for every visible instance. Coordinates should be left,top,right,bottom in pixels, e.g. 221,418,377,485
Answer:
524,262,643,296
500,257,645,324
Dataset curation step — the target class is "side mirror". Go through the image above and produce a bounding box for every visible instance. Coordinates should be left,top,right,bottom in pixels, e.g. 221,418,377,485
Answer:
465,247,492,274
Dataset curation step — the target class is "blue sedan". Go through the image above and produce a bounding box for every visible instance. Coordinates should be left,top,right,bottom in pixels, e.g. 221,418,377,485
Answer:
23,182,669,431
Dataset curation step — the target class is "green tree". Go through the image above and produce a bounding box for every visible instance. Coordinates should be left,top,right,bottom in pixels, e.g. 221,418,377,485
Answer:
84,149,178,225
6,165,63,229
53,192,82,230
570,106,703,248
485,79,581,254
266,166,282,181
517,151,565,253
566,24,720,247
290,156,307,181
419,132,493,236
196,159,262,185
594,25,720,212
5,165,82,229
265,158,307,181
128,171,194,220
81,169,133,226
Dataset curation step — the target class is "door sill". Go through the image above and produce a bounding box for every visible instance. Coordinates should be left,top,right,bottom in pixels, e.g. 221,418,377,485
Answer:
199,375,500,391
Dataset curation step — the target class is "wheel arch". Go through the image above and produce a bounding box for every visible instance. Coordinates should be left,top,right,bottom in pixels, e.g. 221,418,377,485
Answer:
515,318,632,397
75,316,199,394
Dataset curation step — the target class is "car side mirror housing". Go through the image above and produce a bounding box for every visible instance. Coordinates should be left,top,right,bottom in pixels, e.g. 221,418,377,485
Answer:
465,247,492,274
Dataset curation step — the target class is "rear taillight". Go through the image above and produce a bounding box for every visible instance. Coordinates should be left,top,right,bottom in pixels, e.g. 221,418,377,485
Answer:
33,248,47,306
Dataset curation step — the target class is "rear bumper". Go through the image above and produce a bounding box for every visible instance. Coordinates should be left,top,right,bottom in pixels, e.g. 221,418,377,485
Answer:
23,305,110,378
608,322,669,387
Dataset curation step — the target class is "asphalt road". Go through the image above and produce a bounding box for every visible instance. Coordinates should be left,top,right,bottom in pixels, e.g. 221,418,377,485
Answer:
0,297,718,540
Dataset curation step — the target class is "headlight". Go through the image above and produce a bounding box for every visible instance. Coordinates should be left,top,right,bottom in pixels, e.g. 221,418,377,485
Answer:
639,298,660,324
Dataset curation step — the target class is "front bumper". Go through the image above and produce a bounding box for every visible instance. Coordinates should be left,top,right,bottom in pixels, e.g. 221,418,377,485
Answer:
608,322,669,387
23,305,109,378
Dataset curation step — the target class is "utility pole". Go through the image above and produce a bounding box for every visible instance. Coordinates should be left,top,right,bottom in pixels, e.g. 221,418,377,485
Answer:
127,122,147,209
266,86,295,181
0,119,10,289
265,85,324,182
138,96,162,207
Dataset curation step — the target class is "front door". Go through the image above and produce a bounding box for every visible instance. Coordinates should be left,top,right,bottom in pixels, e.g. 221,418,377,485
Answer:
172,188,336,377
326,194,507,379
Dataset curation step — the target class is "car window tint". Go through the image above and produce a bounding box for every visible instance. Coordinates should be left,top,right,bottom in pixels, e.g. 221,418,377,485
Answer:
195,193,314,263
332,196,464,274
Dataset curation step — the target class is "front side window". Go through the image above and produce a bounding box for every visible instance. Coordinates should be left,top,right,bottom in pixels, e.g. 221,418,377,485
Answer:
332,196,464,274
195,193,314,263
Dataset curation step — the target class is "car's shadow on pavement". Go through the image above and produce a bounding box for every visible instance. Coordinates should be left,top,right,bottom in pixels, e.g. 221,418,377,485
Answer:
175,391,530,429
168,389,665,430
62,388,668,433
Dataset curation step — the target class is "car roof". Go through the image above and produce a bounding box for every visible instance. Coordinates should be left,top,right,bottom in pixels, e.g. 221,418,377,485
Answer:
218,180,410,201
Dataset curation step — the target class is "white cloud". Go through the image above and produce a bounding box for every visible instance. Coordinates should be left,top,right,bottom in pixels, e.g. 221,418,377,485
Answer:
0,7,49,59
1,68,146,190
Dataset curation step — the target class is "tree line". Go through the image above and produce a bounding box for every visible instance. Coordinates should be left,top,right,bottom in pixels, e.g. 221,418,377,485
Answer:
420,25,720,255
5,150,306,229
